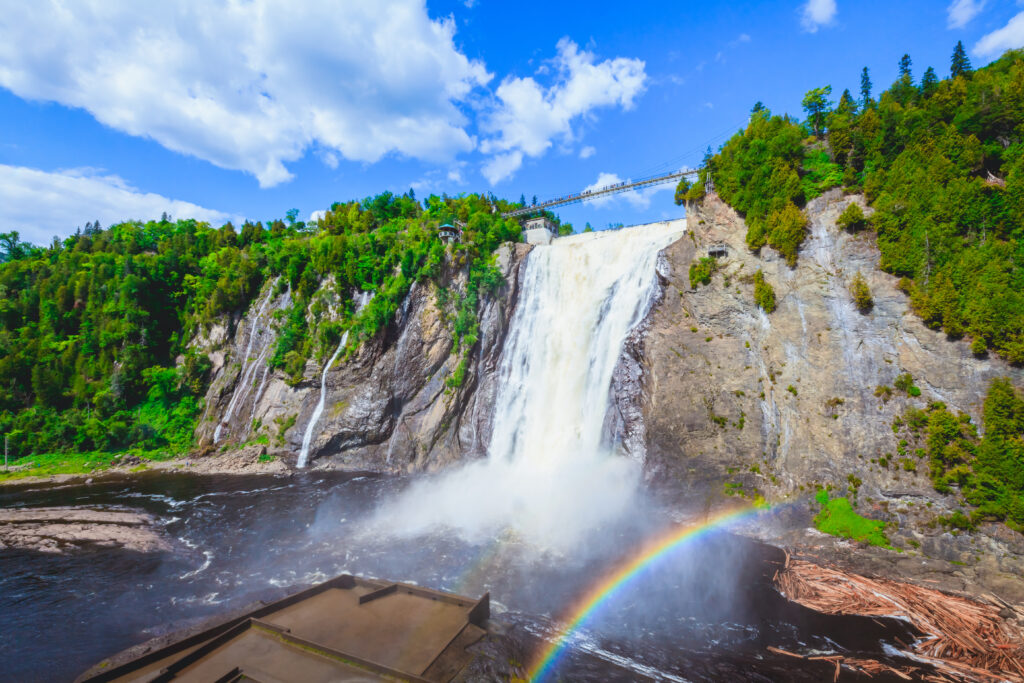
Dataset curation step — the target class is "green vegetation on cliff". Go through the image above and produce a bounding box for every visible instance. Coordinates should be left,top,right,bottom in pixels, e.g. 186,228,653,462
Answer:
709,47,1024,363
752,269,776,313
0,193,520,466
894,378,1024,532
813,488,891,548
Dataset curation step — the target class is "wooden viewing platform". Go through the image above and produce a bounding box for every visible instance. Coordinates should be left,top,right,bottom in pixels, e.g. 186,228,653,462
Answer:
77,575,490,683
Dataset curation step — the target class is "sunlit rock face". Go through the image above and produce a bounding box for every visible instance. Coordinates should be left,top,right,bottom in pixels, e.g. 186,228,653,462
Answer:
635,191,1023,565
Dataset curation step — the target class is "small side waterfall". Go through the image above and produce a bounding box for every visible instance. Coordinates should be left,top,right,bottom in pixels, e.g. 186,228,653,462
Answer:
297,291,371,468
376,222,684,549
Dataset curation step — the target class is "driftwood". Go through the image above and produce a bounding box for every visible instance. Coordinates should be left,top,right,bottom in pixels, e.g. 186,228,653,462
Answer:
774,558,1024,682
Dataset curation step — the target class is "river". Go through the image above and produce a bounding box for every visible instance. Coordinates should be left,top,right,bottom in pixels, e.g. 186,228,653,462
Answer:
0,471,922,682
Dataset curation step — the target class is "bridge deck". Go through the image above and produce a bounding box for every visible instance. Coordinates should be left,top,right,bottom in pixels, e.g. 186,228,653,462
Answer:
503,168,699,218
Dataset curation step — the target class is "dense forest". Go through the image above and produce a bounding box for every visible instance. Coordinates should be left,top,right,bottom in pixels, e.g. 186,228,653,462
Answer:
0,194,521,468
686,44,1024,531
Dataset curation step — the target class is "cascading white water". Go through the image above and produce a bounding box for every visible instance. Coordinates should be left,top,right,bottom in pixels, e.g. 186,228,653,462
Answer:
214,280,277,444
375,221,684,549
297,291,371,468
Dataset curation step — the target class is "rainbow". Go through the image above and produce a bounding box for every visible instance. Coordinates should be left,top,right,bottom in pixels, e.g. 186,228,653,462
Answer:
528,505,769,681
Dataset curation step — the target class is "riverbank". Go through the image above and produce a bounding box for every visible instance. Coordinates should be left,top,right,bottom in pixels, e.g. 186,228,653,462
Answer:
0,443,293,487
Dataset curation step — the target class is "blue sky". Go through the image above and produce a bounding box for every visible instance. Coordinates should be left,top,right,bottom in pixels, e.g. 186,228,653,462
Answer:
1,0,1023,244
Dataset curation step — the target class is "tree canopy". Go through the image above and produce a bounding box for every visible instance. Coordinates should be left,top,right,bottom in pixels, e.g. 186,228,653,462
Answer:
0,192,522,461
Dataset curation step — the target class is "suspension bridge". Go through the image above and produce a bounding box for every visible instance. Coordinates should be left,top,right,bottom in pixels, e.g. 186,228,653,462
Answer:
501,167,703,219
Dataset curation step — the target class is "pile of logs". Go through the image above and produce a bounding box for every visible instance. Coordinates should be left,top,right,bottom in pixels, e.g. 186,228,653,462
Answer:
774,557,1024,682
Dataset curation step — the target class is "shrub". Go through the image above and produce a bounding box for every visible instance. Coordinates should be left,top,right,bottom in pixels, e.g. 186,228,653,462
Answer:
836,203,867,231
689,256,717,288
814,489,891,548
893,372,921,396
850,271,873,313
753,269,776,313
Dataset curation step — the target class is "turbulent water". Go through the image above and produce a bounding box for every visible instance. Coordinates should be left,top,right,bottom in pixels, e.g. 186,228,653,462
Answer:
377,224,683,548
0,225,923,681
0,474,914,683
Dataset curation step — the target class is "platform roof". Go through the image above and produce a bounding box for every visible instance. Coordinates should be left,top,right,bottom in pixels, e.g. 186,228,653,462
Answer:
78,575,489,683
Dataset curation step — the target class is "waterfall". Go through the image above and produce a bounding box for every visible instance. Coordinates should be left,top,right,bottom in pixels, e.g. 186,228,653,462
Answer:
375,222,684,549
213,280,277,444
297,291,371,468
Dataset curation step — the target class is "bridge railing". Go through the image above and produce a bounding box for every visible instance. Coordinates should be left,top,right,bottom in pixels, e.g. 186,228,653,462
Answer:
501,167,701,219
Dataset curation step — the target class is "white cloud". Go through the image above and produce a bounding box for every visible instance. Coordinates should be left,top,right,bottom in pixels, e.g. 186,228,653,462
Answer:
579,145,596,159
974,11,1024,56
800,0,837,33
581,172,671,210
480,38,646,184
0,165,235,244
0,1,490,187
947,0,986,29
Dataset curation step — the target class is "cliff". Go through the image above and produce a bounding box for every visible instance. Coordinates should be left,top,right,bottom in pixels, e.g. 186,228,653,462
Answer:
194,243,531,472
635,189,1024,596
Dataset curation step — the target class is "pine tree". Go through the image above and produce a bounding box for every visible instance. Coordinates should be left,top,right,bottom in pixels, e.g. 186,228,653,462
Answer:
859,67,872,108
920,66,938,97
950,40,972,78
702,146,714,168
751,101,765,114
899,54,912,82
837,88,857,115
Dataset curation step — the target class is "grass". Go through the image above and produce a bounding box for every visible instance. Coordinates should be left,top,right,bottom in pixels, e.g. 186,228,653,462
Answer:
0,448,179,482
814,489,891,548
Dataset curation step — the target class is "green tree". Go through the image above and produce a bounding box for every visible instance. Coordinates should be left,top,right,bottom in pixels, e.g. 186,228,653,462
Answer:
950,40,972,78
920,66,938,96
860,66,872,108
850,271,873,312
674,177,692,205
751,101,766,114
802,85,833,136
899,54,913,81
0,231,29,263
753,269,776,313
764,202,808,266
836,202,867,231
836,88,857,115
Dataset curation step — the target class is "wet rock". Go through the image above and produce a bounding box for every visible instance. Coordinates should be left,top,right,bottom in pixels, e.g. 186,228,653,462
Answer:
0,507,170,553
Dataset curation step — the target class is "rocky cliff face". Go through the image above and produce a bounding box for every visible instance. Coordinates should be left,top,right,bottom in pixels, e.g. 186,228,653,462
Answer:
634,190,1024,585
194,243,530,472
